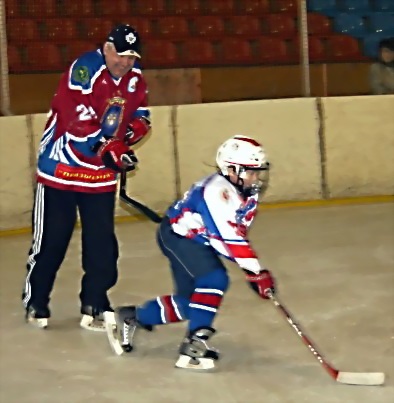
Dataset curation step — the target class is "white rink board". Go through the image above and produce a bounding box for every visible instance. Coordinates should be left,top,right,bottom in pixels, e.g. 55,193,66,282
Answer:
323,95,394,197
176,98,322,202
0,116,33,229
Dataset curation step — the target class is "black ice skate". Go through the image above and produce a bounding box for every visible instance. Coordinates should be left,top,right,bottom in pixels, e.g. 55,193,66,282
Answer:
25,305,50,329
80,305,111,332
175,327,219,371
103,306,153,356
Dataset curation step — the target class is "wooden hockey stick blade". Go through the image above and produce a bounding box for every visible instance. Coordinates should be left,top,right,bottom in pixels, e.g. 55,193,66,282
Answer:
336,371,385,386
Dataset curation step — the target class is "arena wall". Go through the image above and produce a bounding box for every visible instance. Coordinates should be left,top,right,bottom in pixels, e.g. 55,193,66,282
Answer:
322,96,394,197
0,95,393,231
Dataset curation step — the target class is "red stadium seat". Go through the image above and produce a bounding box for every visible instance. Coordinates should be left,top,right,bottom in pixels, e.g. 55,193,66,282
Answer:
5,0,22,18
256,37,290,63
25,43,64,71
181,39,216,66
156,17,190,38
204,0,236,15
143,40,179,68
307,13,332,35
82,18,115,42
271,0,298,13
98,0,131,16
171,0,201,15
220,38,255,64
308,37,326,62
238,0,270,14
7,45,24,72
227,16,262,36
45,19,79,41
133,0,166,15
191,16,225,38
128,19,154,38
63,0,95,17
25,0,59,18
326,35,364,61
65,41,98,65
290,36,326,62
264,14,297,37
7,19,41,43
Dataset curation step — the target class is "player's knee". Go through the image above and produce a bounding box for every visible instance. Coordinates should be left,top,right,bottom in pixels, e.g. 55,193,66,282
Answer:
195,268,230,294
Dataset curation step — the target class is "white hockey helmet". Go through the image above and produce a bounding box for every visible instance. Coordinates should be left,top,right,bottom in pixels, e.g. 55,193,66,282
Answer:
216,135,270,196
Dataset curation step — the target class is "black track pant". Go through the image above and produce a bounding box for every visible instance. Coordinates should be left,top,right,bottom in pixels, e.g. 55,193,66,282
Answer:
23,183,119,312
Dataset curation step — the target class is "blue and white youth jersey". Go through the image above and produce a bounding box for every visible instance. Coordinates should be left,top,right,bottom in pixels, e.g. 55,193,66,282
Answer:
167,173,262,274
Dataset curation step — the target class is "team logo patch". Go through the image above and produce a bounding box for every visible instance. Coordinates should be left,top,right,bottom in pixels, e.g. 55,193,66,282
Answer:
126,32,136,45
72,66,90,84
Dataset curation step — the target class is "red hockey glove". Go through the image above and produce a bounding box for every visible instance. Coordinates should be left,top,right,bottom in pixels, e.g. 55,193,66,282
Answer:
97,138,138,172
244,269,276,299
124,117,151,146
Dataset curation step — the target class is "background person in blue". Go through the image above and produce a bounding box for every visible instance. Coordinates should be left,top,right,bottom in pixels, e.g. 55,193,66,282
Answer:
23,24,151,331
105,135,276,371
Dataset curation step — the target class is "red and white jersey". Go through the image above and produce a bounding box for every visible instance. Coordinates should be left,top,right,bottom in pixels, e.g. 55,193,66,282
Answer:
167,173,262,274
36,50,150,193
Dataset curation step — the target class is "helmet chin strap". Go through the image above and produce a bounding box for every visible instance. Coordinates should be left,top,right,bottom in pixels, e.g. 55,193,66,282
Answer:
219,170,252,200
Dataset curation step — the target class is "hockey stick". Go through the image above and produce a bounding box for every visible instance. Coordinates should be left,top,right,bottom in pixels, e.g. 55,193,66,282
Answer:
266,291,385,386
119,171,162,223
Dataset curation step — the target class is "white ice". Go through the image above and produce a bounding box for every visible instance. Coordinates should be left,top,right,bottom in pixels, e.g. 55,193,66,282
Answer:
0,203,393,403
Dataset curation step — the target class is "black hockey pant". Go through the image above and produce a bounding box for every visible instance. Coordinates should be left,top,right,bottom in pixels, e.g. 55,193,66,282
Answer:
23,183,119,312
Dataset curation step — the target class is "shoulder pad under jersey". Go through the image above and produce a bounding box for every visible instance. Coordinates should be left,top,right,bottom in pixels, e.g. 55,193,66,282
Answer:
132,60,143,76
68,49,106,93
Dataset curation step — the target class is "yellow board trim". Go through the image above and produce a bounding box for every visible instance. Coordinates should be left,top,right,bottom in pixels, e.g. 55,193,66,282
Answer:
1,195,393,238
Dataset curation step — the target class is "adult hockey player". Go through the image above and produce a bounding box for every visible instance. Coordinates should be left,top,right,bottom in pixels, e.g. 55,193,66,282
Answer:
104,135,275,370
23,24,151,331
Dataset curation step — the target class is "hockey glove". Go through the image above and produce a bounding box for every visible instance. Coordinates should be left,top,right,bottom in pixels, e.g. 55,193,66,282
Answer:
124,117,151,146
244,269,275,299
96,138,138,172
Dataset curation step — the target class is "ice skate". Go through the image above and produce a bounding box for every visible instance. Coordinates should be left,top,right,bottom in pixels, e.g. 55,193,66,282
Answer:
175,327,219,371
80,305,109,332
104,306,153,356
104,306,136,355
25,305,50,329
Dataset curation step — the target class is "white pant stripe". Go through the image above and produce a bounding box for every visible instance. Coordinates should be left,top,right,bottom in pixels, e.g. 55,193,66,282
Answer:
23,184,45,307
156,297,167,323
189,303,217,313
171,295,183,320
194,288,224,296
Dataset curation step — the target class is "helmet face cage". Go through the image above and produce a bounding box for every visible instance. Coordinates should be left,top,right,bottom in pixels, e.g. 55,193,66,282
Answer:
239,165,270,197
216,136,270,197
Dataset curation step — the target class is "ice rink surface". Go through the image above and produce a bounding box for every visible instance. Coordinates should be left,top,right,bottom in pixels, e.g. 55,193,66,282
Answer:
0,202,393,403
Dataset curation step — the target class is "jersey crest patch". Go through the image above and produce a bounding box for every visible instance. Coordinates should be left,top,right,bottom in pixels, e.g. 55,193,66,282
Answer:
73,66,90,84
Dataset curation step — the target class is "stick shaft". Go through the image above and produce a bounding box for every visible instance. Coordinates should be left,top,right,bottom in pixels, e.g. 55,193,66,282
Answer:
268,293,338,380
119,172,162,223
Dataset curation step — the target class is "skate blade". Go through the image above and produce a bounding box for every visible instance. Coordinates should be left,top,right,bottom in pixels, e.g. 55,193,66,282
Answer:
80,314,106,332
27,317,48,329
103,311,132,356
175,355,216,371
